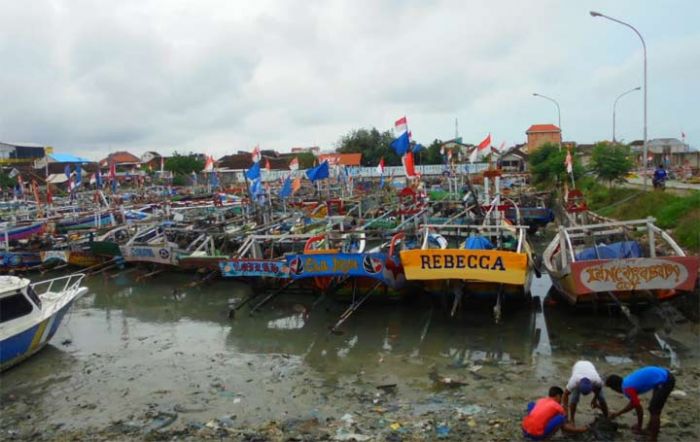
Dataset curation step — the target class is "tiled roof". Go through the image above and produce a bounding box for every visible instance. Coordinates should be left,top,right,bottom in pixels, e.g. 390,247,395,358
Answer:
318,153,362,166
99,151,141,166
526,124,561,133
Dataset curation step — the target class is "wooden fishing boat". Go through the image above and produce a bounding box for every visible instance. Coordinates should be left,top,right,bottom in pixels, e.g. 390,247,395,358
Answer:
543,217,699,306
0,273,88,371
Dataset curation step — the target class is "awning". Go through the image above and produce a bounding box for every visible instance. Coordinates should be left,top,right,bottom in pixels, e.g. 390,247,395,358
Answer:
46,174,69,184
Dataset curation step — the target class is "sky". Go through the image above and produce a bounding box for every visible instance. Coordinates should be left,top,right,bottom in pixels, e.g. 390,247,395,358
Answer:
0,0,698,160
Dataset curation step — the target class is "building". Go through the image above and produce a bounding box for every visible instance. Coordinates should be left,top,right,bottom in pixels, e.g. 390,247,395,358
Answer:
496,144,528,172
140,151,164,171
99,151,141,170
290,146,321,156
0,142,47,164
525,124,561,152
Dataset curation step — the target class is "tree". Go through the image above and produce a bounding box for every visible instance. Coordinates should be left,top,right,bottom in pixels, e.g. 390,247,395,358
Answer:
589,142,633,186
336,128,401,166
423,139,445,165
529,142,584,186
165,152,205,175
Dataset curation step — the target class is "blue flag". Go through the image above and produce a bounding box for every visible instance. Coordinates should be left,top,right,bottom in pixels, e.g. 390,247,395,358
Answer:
111,177,117,193
305,160,329,182
390,131,410,156
412,143,425,153
96,170,103,187
64,164,71,179
209,171,219,188
245,161,261,180
279,176,292,198
75,164,82,186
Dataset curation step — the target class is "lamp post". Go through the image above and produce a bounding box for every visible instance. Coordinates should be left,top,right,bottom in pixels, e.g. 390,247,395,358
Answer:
590,10,648,188
532,93,562,151
613,86,641,143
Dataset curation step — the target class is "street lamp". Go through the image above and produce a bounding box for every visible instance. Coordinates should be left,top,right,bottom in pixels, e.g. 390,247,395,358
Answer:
532,93,562,151
613,86,641,143
590,10,648,188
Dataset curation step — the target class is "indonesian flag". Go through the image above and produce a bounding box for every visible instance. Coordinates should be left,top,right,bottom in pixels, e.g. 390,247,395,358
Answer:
470,133,491,163
565,149,573,174
204,155,214,172
403,151,416,177
265,158,271,172
252,145,261,163
289,157,299,171
395,116,408,135
376,157,385,175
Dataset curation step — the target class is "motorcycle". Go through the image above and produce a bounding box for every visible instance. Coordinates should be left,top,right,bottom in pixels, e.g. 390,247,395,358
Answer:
652,176,667,190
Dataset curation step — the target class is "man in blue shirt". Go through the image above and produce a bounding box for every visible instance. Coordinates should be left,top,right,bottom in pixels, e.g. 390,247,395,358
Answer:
605,366,675,442
653,164,668,188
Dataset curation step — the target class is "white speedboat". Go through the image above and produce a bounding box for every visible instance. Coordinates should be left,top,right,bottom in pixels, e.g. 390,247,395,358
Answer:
0,274,88,371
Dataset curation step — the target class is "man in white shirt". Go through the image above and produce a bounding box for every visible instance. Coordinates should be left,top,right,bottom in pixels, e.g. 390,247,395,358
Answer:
562,360,609,424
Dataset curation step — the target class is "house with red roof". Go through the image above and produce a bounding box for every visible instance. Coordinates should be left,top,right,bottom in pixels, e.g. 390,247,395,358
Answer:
526,124,561,152
317,153,362,167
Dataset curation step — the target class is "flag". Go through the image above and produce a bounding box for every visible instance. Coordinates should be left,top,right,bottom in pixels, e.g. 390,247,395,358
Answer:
265,158,271,172
376,158,385,175
160,156,165,173
395,116,408,134
209,171,219,188
204,155,214,172
305,160,329,182
565,149,573,174
109,161,117,181
251,145,261,163
681,131,686,139
246,161,261,180
191,171,198,186
250,178,263,200
447,149,453,162
279,176,292,198
64,164,71,179
46,184,53,205
96,169,103,188
289,157,299,171
32,180,41,206
403,151,417,177
469,133,492,163
412,143,425,153
292,178,301,194
391,131,410,156
75,164,82,186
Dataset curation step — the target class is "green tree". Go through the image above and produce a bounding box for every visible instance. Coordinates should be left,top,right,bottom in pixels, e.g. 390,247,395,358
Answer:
589,142,633,186
423,139,445,165
529,142,584,186
165,152,205,175
336,128,400,166
0,172,17,188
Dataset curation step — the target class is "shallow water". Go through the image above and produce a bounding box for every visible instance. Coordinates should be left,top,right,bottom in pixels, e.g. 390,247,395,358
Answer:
1,271,698,440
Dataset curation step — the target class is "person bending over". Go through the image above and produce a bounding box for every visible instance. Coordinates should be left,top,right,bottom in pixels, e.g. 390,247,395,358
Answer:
605,366,675,442
522,386,588,440
562,360,609,425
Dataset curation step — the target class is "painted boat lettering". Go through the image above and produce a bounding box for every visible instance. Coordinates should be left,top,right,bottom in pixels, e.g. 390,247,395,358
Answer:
220,260,289,278
419,254,506,271
580,258,689,291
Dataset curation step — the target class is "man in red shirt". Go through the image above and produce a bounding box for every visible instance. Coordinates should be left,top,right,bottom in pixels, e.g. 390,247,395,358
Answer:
522,386,589,440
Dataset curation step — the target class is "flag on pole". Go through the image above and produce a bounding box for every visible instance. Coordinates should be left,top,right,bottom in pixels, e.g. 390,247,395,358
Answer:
251,145,261,163
469,133,492,163
191,171,198,186
289,157,299,171
305,160,330,182
565,148,573,174
265,158,271,172
412,143,425,153
75,164,82,187
403,151,417,177
376,158,385,175
204,155,214,172
291,178,301,194
246,161,261,180
46,184,53,205
64,164,71,179
96,169,103,188
391,116,410,156
160,156,165,173
279,176,292,198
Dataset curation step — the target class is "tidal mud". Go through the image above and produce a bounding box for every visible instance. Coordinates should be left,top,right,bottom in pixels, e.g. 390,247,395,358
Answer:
1,272,698,441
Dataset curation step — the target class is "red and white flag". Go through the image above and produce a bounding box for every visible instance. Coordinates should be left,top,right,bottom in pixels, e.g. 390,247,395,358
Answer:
469,134,491,163
109,161,117,180
251,145,261,163
160,156,164,173
565,149,573,174
204,155,215,172
265,158,271,172
403,151,416,177
376,157,385,175
289,157,299,171
394,116,408,135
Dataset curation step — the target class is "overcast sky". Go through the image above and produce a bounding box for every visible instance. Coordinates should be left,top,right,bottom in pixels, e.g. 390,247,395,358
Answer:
0,0,697,159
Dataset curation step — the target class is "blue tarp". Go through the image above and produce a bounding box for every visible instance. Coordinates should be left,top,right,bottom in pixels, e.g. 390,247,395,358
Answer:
464,235,494,250
50,153,92,163
575,241,643,261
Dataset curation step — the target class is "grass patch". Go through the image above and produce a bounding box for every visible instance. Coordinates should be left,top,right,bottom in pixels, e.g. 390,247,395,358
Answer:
582,182,700,254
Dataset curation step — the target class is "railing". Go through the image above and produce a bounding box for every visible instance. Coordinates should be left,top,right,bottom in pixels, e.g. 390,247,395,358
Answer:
31,273,86,298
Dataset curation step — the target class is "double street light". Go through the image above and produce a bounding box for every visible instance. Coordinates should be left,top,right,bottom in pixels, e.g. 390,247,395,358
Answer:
532,93,562,151
590,10,648,188
613,86,641,143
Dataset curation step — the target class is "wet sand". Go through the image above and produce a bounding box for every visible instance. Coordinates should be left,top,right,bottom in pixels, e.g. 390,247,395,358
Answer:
1,272,699,441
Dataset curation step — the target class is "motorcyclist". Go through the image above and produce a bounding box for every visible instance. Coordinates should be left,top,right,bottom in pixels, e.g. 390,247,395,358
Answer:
653,164,668,188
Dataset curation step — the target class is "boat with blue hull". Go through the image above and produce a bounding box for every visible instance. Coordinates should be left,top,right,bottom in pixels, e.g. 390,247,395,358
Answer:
0,273,88,371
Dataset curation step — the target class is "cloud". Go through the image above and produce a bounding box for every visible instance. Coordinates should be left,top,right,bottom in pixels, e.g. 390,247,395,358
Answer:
0,0,696,159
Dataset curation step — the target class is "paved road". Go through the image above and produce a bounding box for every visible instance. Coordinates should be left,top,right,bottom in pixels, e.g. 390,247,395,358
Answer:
625,176,700,192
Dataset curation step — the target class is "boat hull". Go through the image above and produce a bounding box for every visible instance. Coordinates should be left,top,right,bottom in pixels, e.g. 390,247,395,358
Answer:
0,252,42,270
550,256,699,305
0,298,75,371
